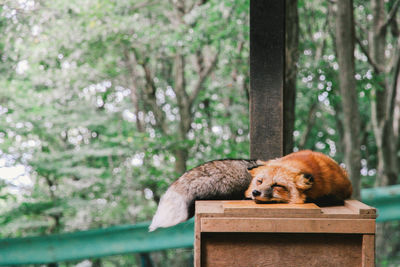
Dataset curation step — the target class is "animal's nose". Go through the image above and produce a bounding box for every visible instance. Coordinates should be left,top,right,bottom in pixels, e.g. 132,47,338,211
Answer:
252,190,261,197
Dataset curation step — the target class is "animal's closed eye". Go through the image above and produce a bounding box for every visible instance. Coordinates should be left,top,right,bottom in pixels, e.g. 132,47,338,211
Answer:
272,183,285,189
256,179,263,185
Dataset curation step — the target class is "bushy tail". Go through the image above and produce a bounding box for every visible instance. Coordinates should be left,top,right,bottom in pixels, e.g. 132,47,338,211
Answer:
148,159,264,232
148,186,190,232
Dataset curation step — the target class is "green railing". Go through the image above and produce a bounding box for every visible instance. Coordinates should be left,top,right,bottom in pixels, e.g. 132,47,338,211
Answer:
361,184,400,222
0,219,194,266
0,185,399,266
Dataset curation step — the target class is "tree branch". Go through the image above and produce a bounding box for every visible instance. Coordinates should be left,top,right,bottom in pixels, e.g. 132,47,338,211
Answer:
386,37,400,73
298,102,318,149
122,47,144,132
314,13,329,62
133,48,169,134
301,2,314,41
390,41,400,140
382,0,400,30
355,34,384,73
189,49,219,107
172,53,191,137
142,63,169,134
130,0,157,11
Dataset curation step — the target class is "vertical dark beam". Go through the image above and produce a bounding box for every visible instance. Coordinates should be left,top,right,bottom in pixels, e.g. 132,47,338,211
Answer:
250,0,285,161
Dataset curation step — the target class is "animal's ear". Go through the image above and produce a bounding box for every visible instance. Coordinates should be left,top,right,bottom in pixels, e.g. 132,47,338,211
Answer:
256,160,267,166
247,167,258,177
247,161,267,176
303,173,314,183
296,173,314,190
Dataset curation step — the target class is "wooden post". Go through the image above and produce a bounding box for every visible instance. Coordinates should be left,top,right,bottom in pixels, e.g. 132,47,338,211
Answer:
250,0,285,160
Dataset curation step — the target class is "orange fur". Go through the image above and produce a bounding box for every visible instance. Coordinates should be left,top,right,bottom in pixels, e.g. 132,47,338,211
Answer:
245,150,352,204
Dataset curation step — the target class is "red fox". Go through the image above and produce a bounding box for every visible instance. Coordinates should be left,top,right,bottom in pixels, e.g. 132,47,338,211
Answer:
245,150,352,204
149,151,352,231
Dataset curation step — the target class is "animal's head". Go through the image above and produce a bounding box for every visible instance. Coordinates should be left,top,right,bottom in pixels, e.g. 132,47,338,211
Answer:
245,161,314,204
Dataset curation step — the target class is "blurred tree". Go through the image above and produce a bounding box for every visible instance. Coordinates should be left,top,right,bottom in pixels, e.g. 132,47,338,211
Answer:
334,0,361,199
353,0,400,261
363,0,400,187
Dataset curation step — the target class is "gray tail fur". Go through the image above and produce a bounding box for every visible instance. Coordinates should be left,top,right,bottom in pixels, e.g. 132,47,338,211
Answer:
148,159,265,232
148,186,190,232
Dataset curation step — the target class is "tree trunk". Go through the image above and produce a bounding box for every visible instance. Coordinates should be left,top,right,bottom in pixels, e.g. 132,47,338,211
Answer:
173,54,190,174
335,0,362,199
139,253,154,267
284,0,299,155
174,148,189,175
298,102,318,150
123,48,145,133
369,0,399,187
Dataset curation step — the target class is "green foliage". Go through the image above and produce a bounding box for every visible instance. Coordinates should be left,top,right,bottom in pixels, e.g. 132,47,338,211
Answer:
0,0,250,247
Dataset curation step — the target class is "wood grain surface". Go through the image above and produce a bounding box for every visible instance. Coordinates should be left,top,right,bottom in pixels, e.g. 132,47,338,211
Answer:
201,233,362,267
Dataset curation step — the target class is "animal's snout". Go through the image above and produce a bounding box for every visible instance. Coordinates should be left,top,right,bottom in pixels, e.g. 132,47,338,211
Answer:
252,190,261,197
265,187,273,198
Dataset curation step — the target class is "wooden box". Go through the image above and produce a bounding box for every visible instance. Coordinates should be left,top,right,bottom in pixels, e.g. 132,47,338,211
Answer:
194,200,376,267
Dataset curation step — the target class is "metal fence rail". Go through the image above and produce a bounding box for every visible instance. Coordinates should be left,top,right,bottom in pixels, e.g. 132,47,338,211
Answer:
361,184,400,222
0,185,399,266
0,219,194,266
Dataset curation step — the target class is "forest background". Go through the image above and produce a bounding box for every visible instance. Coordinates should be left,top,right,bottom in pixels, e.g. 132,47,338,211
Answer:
0,0,399,266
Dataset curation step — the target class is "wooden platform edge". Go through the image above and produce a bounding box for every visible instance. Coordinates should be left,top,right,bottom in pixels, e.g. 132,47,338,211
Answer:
195,200,377,219
345,199,377,215
200,217,376,234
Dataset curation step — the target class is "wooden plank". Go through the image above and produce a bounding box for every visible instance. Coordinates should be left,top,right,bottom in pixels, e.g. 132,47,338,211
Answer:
345,199,377,215
362,234,375,267
201,218,376,234
320,205,355,215
223,201,320,210
195,201,224,214
250,0,285,160
222,201,322,216
198,213,376,220
194,214,201,267
201,233,362,267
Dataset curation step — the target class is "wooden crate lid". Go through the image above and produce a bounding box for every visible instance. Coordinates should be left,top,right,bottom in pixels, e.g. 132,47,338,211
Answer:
195,200,376,219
